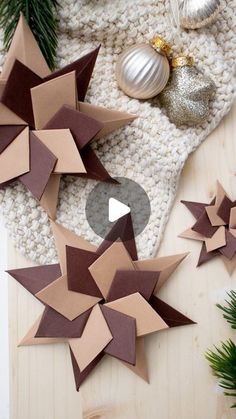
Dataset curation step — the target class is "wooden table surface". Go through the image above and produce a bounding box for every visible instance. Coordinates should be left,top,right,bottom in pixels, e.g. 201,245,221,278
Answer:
3,103,236,419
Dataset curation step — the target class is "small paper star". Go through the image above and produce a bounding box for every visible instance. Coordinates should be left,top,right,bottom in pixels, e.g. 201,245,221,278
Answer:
180,181,236,275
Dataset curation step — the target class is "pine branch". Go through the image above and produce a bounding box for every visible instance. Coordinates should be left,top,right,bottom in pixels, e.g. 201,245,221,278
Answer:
206,340,236,408
0,0,59,70
217,290,236,329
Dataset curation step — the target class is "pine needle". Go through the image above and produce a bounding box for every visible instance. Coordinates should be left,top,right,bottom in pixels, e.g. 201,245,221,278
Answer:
206,340,236,408
217,291,236,329
0,0,59,70
206,291,236,408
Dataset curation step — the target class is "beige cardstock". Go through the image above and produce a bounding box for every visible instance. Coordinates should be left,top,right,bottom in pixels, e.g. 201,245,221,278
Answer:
1,14,50,80
205,226,226,252
230,207,236,229
31,71,77,129
206,181,227,226
19,315,65,346
36,275,101,321
0,126,29,183
0,102,26,125
33,129,86,174
134,253,188,293
122,337,149,383
222,253,236,275
89,241,135,298
69,304,113,372
179,228,205,241
78,101,137,140
39,174,61,220
105,292,169,337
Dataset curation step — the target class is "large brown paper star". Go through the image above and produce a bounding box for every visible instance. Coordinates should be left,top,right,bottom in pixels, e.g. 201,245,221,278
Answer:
0,14,136,218
180,181,236,275
8,213,194,391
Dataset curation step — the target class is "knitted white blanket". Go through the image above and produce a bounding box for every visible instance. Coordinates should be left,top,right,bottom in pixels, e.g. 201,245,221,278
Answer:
0,0,236,264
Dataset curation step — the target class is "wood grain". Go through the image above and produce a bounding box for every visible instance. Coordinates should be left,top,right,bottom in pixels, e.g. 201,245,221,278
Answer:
6,103,236,419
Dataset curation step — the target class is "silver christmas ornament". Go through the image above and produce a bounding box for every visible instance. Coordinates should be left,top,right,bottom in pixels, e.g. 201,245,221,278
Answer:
160,56,216,126
116,37,171,100
179,0,221,29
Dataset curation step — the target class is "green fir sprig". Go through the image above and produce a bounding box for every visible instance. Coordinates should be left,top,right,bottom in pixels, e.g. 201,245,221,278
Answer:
0,0,59,70
206,291,236,408
217,291,236,329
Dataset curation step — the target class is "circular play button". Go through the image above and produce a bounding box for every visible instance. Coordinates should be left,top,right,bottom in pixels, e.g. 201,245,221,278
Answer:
85,177,151,239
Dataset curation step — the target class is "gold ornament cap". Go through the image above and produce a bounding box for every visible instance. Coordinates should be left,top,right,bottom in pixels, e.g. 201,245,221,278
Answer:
149,36,172,56
171,55,194,68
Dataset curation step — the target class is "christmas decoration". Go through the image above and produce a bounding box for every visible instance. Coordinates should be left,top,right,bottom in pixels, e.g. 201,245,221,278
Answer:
160,55,216,126
0,0,59,70
206,291,236,408
115,36,171,99
180,181,236,274
0,14,136,219
178,0,221,29
7,213,194,391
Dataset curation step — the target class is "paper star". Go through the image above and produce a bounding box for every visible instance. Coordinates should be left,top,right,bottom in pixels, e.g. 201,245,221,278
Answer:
8,213,194,391
180,181,236,275
0,14,136,218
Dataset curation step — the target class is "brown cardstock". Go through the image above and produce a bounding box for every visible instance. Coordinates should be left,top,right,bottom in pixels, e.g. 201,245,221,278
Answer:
181,200,208,219
76,145,116,183
44,46,100,102
44,105,104,150
19,132,57,200
219,230,236,260
66,246,102,297
7,263,61,295
106,270,159,302
35,306,91,339
50,220,96,275
0,125,25,154
150,296,195,328
19,315,65,346
2,60,42,127
100,305,136,365
192,210,218,238
70,348,104,391
197,242,219,267
96,213,138,261
217,195,236,224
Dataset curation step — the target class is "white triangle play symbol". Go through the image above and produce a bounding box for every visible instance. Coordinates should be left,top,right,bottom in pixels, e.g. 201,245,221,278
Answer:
108,198,130,222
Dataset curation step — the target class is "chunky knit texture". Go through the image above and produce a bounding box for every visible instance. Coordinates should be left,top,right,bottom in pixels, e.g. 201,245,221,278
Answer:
0,0,236,264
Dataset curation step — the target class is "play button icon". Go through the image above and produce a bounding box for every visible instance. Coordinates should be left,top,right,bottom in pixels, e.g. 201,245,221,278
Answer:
86,177,151,239
108,198,130,222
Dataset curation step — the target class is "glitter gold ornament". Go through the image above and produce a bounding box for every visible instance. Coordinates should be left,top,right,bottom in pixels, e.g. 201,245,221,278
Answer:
179,0,220,29
115,36,171,100
160,55,216,126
